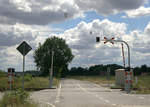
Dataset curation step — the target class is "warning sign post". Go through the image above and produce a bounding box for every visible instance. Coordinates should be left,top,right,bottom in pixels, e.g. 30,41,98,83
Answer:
16,41,32,90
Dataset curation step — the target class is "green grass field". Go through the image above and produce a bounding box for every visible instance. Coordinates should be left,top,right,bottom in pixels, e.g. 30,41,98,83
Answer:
0,74,59,91
68,76,115,84
132,75,150,94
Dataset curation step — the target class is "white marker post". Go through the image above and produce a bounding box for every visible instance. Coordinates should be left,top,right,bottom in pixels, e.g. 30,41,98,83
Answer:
107,67,110,87
8,68,14,90
8,68,12,90
135,76,138,85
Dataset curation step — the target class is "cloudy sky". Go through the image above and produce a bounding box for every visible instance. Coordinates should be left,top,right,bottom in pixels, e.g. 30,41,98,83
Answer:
0,0,150,71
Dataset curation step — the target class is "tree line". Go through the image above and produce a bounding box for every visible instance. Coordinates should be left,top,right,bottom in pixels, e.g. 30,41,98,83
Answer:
1,64,149,77
68,64,150,76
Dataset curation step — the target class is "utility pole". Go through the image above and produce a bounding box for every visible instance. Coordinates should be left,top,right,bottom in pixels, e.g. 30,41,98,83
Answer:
49,51,54,88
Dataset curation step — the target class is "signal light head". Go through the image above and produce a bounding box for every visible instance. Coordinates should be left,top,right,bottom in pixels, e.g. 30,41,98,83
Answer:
96,37,100,42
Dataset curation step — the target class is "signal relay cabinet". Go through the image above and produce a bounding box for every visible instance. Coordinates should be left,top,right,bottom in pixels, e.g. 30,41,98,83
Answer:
115,69,133,88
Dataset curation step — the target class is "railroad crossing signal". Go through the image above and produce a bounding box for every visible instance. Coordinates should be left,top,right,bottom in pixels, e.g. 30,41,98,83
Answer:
95,36,131,93
104,37,114,44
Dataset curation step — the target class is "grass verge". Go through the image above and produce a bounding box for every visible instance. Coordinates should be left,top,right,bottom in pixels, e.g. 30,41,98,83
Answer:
0,89,38,107
132,75,150,94
0,74,59,91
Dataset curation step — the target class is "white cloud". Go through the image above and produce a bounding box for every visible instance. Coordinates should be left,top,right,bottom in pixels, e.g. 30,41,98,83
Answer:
0,0,150,71
75,0,146,16
58,19,150,68
0,19,128,70
144,22,150,34
0,24,35,46
1,19,150,71
125,6,150,18
0,0,82,25
59,19,128,67
0,0,147,25
0,23,61,47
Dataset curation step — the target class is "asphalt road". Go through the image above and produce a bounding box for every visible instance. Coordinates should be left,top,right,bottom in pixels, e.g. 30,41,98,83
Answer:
31,79,150,107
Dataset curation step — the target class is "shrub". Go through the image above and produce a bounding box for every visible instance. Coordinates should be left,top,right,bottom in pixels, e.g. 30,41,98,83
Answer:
0,89,37,107
24,74,32,81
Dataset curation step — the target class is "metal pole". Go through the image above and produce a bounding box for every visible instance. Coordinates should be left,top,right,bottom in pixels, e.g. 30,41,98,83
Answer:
113,40,130,70
98,37,131,93
97,38,131,70
120,40,131,93
105,39,131,93
121,43,125,68
121,41,130,70
23,55,25,90
49,51,54,88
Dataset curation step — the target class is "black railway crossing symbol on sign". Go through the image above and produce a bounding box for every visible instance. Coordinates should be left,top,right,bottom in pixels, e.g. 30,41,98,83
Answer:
17,41,32,56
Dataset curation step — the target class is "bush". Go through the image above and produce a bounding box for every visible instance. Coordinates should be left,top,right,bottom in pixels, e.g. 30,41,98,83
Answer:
0,89,37,107
24,74,32,81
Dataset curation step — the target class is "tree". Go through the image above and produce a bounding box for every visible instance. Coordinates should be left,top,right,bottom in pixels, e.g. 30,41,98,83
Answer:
133,67,141,76
140,64,147,73
34,36,74,77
